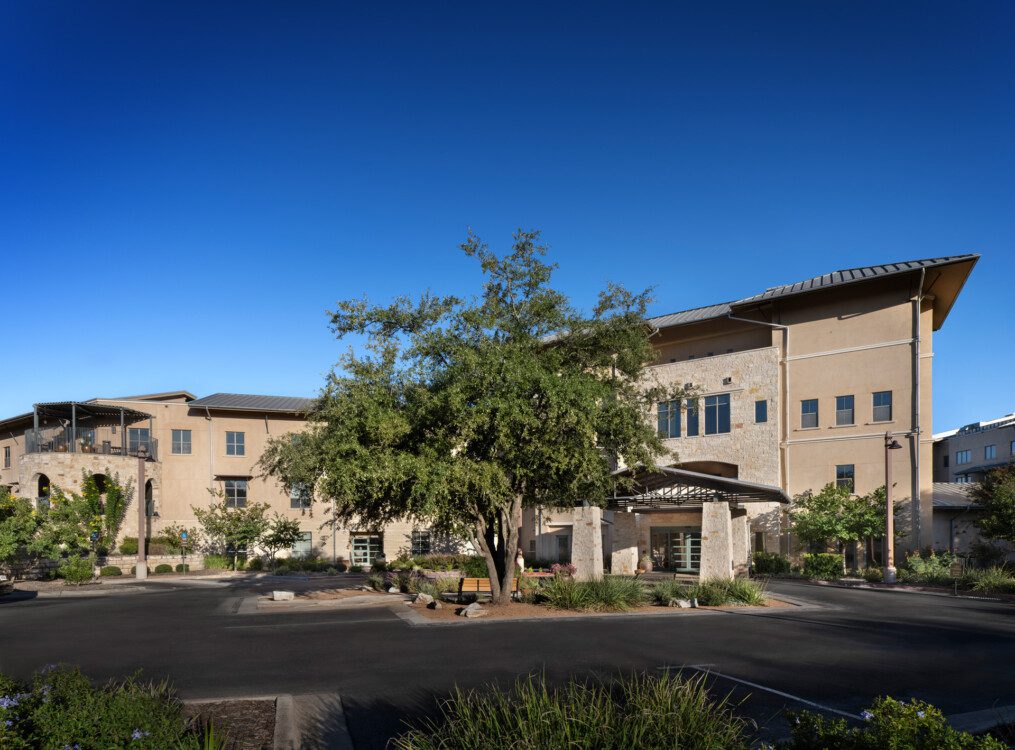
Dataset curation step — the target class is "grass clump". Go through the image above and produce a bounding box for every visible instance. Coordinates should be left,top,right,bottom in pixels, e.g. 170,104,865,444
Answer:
691,578,766,607
649,579,695,605
541,575,645,611
392,672,750,750
967,567,1015,595
409,575,459,598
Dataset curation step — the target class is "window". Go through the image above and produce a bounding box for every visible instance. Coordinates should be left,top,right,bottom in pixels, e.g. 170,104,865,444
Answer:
289,483,312,508
956,450,971,465
685,399,699,437
226,432,245,456
755,399,768,424
1011,440,1015,457
411,529,432,556
128,428,150,453
835,395,854,426
77,428,95,447
835,464,855,492
171,429,192,455
956,475,972,484
351,533,383,566
556,533,571,562
943,454,949,468
985,444,997,460
224,479,247,508
656,400,680,438
872,391,893,422
529,539,536,553
291,532,313,557
754,531,765,553
704,394,731,435
3,446,9,469
801,399,819,429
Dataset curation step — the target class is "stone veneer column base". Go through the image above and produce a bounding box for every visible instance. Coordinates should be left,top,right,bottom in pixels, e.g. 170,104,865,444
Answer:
731,512,750,576
572,505,604,581
699,502,734,580
610,511,640,575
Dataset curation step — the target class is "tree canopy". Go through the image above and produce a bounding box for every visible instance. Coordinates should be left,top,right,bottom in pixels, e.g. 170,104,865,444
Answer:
260,230,686,602
970,463,1015,544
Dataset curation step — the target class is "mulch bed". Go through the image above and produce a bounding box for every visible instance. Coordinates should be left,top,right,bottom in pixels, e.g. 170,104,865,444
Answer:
183,699,275,750
409,597,786,621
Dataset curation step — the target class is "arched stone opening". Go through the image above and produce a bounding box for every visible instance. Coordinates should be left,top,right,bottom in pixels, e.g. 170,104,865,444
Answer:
676,460,739,478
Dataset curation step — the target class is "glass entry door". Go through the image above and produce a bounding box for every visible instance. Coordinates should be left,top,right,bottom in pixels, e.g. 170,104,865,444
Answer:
650,527,701,573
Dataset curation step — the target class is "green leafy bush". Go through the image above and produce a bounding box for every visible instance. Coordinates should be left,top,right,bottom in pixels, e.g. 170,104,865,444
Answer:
860,567,883,583
898,551,958,586
99,565,122,577
58,555,94,585
349,564,364,573
175,564,190,573
334,560,348,572
412,554,458,571
203,554,230,570
783,696,1004,749
542,575,645,611
460,555,490,577
968,540,1008,569
649,579,695,605
392,672,750,749
753,551,791,576
966,567,1015,595
691,578,766,606
245,557,264,571
365,574,386,591
0,664,226,749
802,553,843,580
410,576,460,599
119,537,139,555
153,564,173,574
370,559,388,572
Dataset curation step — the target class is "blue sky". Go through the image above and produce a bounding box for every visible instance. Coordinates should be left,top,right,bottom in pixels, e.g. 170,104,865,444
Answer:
1,1,1011,430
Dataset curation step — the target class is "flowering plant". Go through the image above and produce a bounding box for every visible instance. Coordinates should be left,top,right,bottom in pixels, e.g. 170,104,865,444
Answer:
549,563,576,578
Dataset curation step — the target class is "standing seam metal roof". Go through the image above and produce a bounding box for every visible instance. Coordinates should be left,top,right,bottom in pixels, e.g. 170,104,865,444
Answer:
187,393,315,413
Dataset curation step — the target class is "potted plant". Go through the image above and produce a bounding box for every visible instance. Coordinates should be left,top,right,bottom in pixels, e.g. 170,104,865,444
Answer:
637,553,653,574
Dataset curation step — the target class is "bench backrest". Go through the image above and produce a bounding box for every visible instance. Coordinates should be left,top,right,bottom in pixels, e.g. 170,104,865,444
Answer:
458,577,519,594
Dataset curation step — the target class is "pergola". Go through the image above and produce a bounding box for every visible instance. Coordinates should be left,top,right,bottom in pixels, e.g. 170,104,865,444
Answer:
608,465,790,510
28,401,153,456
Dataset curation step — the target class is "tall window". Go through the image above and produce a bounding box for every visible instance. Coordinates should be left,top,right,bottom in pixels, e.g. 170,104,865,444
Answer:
956,450,971,465
224,479,247,508
657,400,680,438
351,533,383,566
128,428,150,453
226,431,245,456
3,446,9,469
985,444,997,460
704,394,731,435
1011,440,1015,457
685,399,699,437
872,391,893,422
943,454,949,468
835,395,854,426
755,399,768,424
291,531,313,557
290,483,312,509
835,464,855,492
171,429,192,455
801,399,819,429
411,529,432,556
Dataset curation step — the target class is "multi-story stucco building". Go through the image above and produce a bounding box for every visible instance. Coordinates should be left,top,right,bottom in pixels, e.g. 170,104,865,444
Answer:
2,253,979,577
933,412,1015,485
523,253,979,576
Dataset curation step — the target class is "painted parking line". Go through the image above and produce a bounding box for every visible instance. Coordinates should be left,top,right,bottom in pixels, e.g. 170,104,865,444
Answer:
223,615,400,629
659,663,861,720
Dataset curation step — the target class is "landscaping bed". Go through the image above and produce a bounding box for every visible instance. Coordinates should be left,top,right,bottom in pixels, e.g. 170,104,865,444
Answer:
182,699,275,750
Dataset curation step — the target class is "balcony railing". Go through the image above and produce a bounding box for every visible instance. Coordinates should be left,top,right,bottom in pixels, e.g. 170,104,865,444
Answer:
24,429,158,461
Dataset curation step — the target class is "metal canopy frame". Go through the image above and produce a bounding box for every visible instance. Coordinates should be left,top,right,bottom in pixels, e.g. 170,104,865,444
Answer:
609,466,790,510
34,401,150,426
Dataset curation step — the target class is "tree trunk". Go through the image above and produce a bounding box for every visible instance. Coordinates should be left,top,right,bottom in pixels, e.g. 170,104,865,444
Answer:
472,496,523,606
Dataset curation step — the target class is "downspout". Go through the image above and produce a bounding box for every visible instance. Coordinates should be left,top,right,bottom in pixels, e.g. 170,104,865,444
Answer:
912,269,925,549
205,407,214,489
726,313,791,557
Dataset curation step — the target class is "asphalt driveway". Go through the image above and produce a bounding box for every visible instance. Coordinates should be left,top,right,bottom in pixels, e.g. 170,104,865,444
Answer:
1,577,1012,747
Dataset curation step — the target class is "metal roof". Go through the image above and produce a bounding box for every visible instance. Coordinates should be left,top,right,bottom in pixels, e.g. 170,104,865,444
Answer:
932,482,975,509
646,254,979,331
187,393,315,414
609,465,790,509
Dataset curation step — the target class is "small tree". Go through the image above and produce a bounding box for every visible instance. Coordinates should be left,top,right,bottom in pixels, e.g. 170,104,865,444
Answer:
192,493,270,570
970,463,1015,545
0,487,45,580
790,483,853,551
260,514,305,571
159,523,201,560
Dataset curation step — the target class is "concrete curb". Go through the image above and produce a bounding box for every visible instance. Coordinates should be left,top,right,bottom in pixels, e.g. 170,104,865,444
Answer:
770,578,1014,603
273,694,297,749
946,705,1015,734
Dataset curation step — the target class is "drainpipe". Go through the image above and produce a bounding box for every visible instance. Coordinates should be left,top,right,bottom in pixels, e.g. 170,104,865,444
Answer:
205,407,214,488
912,268,925,549
71,404,77,453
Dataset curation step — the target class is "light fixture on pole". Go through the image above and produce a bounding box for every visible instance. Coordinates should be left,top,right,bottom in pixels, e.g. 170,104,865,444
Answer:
883,432,903,583
136,443,149,581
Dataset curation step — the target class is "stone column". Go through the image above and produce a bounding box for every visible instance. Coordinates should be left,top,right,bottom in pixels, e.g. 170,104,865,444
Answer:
610,511,640,576
572,505,604,581
699,502,734,580
731,512,750,576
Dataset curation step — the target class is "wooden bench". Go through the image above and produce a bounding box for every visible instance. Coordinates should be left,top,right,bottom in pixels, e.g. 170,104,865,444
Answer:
457,576,519,599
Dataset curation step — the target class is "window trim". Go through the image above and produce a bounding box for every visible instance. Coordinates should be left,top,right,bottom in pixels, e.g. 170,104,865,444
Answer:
703,393,731,435
656,400,680,439
800,399,819,429
835,395,855,427
171,429,192,455
985,444,997,460
754,399,768,424
2,445,9,469
872,390,893,423
225,431,245,456
685,398,699,437
835,463,855,492
289,483,312,509
223,478,248,508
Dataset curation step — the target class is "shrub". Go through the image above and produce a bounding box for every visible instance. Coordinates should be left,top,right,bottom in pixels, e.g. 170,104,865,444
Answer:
966,567,1015,595
860,567,883,583
0,664,225,749
99,565,122,577
370,559,388,572
365,574,386,591
412,554,458,571
691,578,766,607
119,537,139,555
549,562,577,577
389,556,416,571
542,575,645,611
245,557,264,571
153,564,173,574
783,696,1004,749
802,553,843,580
392,672,751,750
460,555,489,577
410,575,460,599
753,551,791,576
898,551,958,586
334,560,348,572
968,540,1008,570
175,564,190,573
349,564,364,573
58,555,94,585
649,579,694,605
203,554,230,570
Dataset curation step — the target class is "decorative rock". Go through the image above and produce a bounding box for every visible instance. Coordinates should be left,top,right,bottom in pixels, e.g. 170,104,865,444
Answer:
272,590,295,601
428,600,442,610
387,586,400,594
460,602,487,618
414,593,435,606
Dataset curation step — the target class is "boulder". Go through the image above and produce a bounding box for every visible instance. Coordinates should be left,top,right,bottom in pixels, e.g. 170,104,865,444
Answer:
272,590,295,602
459,602,488,618
414,593,435,606
428,600,442,610
667,598,693,609
387,586,401,594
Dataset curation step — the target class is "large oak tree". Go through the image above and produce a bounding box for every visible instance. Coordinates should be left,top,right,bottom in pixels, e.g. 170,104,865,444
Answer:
260,230,683,603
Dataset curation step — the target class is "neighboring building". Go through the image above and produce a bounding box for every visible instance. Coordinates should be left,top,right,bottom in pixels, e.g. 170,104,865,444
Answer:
931,481,1014,561
0,391,431,566
933,412,1015,484
523,253,979,575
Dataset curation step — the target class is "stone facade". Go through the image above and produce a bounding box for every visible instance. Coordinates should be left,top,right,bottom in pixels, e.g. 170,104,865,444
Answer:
571,505,604,581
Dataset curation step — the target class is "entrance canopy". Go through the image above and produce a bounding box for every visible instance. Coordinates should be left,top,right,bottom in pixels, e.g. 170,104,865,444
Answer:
609,466,790,510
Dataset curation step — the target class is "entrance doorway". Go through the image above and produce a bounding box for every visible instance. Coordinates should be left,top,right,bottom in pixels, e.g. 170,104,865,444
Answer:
650,526,701,573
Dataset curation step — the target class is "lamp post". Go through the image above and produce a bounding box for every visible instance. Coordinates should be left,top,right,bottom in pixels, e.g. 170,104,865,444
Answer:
136,444,148,580
883,432,903,583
